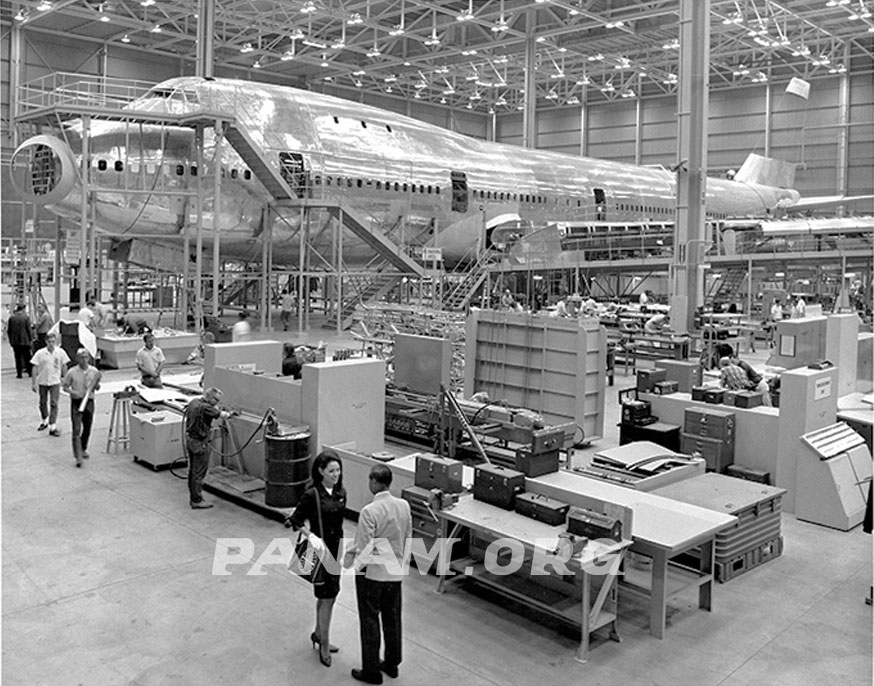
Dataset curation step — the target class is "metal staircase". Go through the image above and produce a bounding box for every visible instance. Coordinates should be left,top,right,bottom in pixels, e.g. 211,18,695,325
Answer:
325,203,424,277
335,263,403,330
707,266,748,304
224,125,298,201
442,247,500,311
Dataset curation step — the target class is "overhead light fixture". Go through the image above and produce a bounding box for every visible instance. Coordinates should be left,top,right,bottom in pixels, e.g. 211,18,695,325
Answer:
495,96,507,105
567,96,580,104
461,49,478,56
289,27,305,40
440,97,447,104
575,76,590,85
442,87,455,95
550,71,565,79
621,89,636,98
324,75,333,81
352,69,366,76
302,38,327,49
281,49,295,61
751,71,768,82
14,8,29,20
240,42,254,53
300,0,317,13
600,82,615,92
828,63,847,73
331,39,345,49
386,86,393,93
150,24,162,32
37,0,53,11
414,92,421,99
415,81,428,89
465,103,473,109
366,46,381,58
588,53,604,62
354,80,363,87
492,18,509,33
722,12,743,24
253,60,262,69
425,33,440,46
384,74,397,82
662,38,680,50
346,12,363,25
320,56,329,67
605,20,624,29
140,0,155,6
435,65,449,74
121,34,131,43
457,8,474,21
545,90,558,100
389,24,404,36
470,92,482,101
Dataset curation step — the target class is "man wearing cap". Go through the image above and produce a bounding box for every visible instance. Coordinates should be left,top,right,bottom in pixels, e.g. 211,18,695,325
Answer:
136,333,165,388
62,348,102,467
30,331,70,436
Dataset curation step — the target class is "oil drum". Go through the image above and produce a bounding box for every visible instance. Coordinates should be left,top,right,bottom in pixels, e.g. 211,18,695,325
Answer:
264,431,311,508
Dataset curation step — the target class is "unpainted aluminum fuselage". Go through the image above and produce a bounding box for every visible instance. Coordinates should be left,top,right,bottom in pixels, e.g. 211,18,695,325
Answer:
15,76,801,266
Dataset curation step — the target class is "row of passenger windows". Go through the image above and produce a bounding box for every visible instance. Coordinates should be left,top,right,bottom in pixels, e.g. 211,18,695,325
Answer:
91,159,254,181
315,176,440,195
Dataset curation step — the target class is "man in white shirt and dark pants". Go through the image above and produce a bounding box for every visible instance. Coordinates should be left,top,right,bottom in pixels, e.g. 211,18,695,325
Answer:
345,464,412,685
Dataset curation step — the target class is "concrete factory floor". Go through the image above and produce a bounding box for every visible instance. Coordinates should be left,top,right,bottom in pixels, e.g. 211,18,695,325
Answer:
1,322,871,686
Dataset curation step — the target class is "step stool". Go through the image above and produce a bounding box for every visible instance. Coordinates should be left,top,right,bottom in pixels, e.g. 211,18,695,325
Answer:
106,387,137,453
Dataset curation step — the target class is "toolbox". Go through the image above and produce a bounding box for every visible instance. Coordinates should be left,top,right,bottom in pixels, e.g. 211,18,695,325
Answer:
684,408,736,441
691,385,709,401
702,388,725,404
514,492,570,526
733,390,764,408
514,448,560,477
652,380,679,395
681,433,734,472
722,390,739,406
415,454,464,494
726,464,771,484
530,428,564,454
567,507,623,541
473,463,525,510
621,399,653,425
637,368,667,392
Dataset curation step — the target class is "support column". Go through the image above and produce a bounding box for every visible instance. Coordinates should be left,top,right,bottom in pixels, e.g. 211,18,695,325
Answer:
836,43,851,206
196,0,216,78
261,206,270,332
212,119,224,318
522,14,537,150
579,86,588,157
9,23,23,147
78,116,90,309
194,126,205,330
670,0,710,334
634,74,643,165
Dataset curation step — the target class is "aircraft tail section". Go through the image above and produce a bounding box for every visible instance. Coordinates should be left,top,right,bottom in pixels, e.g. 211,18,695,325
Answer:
735,153,797,189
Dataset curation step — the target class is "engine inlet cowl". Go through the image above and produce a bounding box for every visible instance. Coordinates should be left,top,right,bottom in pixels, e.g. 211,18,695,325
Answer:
10,135,78,205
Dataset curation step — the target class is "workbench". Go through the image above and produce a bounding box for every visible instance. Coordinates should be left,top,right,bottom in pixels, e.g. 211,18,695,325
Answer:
528,470,736,638
436,496,631,663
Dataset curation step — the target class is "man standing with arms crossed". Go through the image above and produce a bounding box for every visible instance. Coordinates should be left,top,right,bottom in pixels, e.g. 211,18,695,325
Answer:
136,333,165,388
344,464,412,685
31,331,69,436
184,387,230,509
61,348,102,467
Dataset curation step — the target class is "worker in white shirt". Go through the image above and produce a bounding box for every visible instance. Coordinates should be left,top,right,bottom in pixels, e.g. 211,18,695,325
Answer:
644,313,670,334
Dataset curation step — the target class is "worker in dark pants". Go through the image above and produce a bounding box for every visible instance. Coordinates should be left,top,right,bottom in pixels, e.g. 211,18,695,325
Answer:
61,348,102,467
183,386,230,509
7,304,34,379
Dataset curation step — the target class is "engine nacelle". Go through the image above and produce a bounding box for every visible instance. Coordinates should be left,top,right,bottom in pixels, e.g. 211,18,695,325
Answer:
10,135,78,206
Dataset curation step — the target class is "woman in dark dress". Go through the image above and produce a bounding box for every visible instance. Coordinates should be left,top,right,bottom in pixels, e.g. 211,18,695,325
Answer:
289,450,347,667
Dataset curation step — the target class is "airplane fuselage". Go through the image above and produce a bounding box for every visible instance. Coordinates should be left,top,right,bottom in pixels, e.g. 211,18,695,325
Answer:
12,76,801,267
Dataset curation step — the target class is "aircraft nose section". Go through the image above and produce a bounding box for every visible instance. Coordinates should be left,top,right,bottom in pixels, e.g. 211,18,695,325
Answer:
10,135,78,205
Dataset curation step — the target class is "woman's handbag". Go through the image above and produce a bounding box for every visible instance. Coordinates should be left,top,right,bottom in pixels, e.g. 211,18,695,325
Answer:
289,489,326,586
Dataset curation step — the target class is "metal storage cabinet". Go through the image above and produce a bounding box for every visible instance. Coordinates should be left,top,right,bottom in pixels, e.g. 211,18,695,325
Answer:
131,411,185,470
680,433,734,473
684,408,736,442
464,310,607,441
